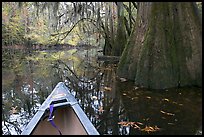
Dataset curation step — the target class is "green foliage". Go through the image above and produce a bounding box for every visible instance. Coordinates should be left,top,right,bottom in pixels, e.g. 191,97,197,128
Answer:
25,19,50,45
2,2,26,46
2,2,137,50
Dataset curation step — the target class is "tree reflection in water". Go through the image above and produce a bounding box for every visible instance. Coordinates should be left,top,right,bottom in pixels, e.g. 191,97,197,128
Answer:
2,48,202,135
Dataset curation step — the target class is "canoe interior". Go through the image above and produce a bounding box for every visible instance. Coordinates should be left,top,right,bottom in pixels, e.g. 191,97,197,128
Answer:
31,105,88,135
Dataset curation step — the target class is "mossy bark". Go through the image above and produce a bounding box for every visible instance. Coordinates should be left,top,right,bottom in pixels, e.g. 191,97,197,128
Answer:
117,2,202,89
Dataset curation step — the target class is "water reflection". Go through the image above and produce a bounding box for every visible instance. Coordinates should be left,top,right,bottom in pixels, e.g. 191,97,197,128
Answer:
118,83,202,135
2,48,202,135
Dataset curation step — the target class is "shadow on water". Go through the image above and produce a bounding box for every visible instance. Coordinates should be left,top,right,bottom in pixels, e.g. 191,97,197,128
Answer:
2,48,202,135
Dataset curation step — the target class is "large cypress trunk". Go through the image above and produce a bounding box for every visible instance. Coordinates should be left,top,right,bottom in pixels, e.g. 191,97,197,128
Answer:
117,2,202,89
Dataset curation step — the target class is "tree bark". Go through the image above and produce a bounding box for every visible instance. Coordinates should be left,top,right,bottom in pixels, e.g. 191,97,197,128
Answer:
112,2,127,56
117,2,202,89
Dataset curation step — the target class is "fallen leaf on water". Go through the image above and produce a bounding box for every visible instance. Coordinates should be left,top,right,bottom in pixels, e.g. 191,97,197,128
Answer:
119,77,127,82
172,101,178,104
168,123,175,125
123,93,127,96
104,87,111,91
134,86,139,90
140,125,160,133
98,106,104,113
91,96,98,100
160,110,175,116
118,121,141,129
118,121,129,126
136,122,144,125
162,98,170,102
146,96,151,99
131,97,138,100
160,110,166,114
154,126,160,130
133,124,141,129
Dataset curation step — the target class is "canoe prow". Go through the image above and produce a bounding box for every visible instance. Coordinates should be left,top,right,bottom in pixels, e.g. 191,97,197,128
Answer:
21,82,99,135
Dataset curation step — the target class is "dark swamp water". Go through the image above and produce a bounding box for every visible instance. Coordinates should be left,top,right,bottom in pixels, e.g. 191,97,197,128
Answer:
2,48,202,135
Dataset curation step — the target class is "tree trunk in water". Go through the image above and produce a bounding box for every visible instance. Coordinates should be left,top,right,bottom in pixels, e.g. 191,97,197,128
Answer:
112,2,127,56
117,2,202,89
103,3,112,56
